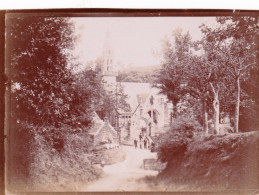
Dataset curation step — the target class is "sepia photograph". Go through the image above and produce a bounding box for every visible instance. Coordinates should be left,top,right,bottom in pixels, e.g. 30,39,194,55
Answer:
3,10,259,194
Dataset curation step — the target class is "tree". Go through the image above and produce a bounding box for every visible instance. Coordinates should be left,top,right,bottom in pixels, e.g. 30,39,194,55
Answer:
239,65,259,131
155,29,216,134
154,30,193,122
68,68,105,128
5,15,97,186
182,54,214,134
93,57,131,126
6,16,79,127
198,23,234,134
155,17,258,135
209,16,258,133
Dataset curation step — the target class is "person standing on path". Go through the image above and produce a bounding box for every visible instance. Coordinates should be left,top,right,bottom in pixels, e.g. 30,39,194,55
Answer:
134,139,137,148
139,133,143,142
150,142,155,152
139,133,143,149
144,138,147,149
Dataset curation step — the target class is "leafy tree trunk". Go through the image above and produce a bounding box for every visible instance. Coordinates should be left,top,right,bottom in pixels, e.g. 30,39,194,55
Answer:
203,100,209,134
213,94,220,134
234,76,240,133
150,105,153,136
173,103,178,119
170,103,177,126
210,83,220,134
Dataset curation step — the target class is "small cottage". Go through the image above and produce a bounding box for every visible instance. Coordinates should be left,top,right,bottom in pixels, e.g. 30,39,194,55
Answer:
89,113,119,146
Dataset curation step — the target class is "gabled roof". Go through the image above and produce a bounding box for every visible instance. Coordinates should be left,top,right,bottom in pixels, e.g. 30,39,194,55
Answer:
120,82,167,115
88,112,105,135
88,112,117,136
120,82,152,112
99,122,118,136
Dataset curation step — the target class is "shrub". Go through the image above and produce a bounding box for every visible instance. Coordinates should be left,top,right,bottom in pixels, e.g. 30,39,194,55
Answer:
8,122,103,192
156,122,196,163
155,131,259,190
7,122,36,191
29,130,103,191
171,115,203,134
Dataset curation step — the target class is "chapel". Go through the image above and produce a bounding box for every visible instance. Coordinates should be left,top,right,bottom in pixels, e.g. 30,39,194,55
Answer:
99,34,174,142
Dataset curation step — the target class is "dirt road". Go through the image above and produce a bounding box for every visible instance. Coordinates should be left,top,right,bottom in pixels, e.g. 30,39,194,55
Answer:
81,145,158,191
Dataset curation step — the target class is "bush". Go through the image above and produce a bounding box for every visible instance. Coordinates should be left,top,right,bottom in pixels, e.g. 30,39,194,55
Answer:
154,131,259,190
8,123,103,193
156,122,196,163
28,130,103,192
172,115,203,134
7,122,36,191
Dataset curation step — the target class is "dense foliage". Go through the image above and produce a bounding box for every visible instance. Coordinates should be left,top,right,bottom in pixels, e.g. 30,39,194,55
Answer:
91,57,131,121
149,131,259,191
7,17,74,125
154,30,192,108
149,16,259,192
156,125,194,163
200,16,258,133
154,16,258,134
5,15,105,191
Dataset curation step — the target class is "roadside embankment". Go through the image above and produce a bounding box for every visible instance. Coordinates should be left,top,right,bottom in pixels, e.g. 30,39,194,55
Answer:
144,131,259,192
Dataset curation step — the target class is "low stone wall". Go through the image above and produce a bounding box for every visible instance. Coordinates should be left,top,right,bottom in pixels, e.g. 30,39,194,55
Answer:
143,158,167,172
89,146,125,165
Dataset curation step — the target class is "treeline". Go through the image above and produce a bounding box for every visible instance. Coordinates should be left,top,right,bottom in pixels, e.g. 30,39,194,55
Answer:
151,17,259,190
154,16,258,134
5,16,127,191
117,70,156,83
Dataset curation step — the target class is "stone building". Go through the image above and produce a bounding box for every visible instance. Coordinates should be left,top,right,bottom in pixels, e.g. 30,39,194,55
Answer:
98,34,174,142
118,82,173,140
89,113,119,146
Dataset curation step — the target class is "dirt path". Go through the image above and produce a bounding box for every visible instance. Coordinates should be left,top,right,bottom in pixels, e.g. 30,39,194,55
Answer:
81,145,158,191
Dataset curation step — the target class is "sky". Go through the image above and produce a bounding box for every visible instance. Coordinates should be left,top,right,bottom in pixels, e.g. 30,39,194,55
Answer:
72,17,218,69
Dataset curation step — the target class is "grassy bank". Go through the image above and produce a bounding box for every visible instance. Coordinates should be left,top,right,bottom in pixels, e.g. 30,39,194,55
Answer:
7,124,104,193
144,131,259,192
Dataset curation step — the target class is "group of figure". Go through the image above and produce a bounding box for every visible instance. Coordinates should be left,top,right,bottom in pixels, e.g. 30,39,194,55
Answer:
134,133,155,151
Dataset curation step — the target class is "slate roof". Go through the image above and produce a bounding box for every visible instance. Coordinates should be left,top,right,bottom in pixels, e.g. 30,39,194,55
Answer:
88,112,117,136
88,112,105,135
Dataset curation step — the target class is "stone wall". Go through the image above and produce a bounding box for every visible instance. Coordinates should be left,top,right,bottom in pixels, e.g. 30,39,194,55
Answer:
143,158,167,172
89,147,125,165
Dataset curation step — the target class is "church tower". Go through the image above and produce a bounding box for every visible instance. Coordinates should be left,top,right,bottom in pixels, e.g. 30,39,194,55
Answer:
101,32,118,127
102,32,117,85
